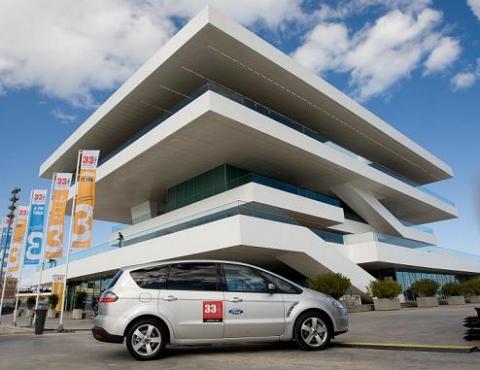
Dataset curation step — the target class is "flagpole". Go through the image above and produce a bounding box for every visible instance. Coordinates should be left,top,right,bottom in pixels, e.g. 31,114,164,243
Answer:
12,195,33,326
34,175,55,312
57,152,81,332
0,220,12,321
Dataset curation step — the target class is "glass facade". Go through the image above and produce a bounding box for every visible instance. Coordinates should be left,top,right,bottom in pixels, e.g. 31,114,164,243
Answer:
367,267,461,301
164,164,341,212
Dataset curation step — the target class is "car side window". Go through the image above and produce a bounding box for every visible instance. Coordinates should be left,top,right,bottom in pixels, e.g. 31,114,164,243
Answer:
223,264,268,293
130,265,169,289
166,263,219,291
260,272,303,294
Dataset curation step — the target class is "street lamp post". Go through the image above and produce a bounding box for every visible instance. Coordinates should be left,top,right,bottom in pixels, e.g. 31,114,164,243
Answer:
0,187,21,322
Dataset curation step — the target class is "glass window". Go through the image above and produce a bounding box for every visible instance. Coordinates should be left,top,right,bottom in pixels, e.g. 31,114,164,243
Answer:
261,272,302,294
106,270,123,290
167,263,219,291
223,264,268,293
130,265,169,289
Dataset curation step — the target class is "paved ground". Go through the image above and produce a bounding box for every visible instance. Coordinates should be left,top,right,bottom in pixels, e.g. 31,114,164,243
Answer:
0,331,478,370
341,304,480,346
1,303,479,370
0,313,93,332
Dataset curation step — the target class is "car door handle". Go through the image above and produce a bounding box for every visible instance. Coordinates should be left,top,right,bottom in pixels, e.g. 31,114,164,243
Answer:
229,297,243,303
162,295,177,302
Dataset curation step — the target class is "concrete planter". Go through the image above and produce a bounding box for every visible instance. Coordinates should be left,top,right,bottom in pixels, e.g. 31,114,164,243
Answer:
47,308,57,319
416,296,438,308
373,298,401,311
468,295,480,303
72,309,83,320
446,296,465,305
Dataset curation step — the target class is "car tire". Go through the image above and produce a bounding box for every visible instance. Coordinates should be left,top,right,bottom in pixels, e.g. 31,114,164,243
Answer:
294,311,332,351
126,319,167,360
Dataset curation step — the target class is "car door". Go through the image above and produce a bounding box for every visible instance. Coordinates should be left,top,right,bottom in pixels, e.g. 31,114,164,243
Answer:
221,263,285,338
158,262,224,340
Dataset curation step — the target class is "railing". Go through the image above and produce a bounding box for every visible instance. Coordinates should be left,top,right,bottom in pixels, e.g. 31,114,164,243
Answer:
418,246,480,261
375,233,432,249
39,201,345,270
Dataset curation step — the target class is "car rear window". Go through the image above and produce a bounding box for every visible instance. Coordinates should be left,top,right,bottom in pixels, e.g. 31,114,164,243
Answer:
130,265,169,289
166,263,219,291
106,270,123,289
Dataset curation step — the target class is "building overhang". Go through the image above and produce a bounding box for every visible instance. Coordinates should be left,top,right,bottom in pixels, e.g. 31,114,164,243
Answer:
62,91,456,225
39,6,452,185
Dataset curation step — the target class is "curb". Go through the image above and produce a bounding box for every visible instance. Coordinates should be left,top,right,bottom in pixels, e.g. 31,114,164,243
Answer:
334,341,479,353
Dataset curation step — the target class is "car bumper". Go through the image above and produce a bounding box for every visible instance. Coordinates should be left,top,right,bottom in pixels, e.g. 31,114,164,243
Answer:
92,326,124,344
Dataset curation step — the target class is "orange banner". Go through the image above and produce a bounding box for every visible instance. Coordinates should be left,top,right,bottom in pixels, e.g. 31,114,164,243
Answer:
44,173,72,259
7,206,29,272
72,150,99,249
51,274,65,312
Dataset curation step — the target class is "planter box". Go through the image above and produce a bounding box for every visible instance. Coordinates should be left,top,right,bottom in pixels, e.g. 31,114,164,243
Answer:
447,296,465,305
469,295,480,304
416,297,438,308
373,298,401,311
72,309,83,320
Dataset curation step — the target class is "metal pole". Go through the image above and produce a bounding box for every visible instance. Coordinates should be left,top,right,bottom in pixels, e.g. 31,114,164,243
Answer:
0,188,20,321
12,192,33,326
57,152,81,331
34,175,55,311
0,218,13,317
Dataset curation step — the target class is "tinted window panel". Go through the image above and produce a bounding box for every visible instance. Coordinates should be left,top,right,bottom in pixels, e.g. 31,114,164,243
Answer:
130,266,169,289
223,264,268,293
167,263,218,291
106,270,123,289
262,273,302,294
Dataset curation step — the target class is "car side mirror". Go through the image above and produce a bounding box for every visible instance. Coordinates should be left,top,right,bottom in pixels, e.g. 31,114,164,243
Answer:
268,283,276,294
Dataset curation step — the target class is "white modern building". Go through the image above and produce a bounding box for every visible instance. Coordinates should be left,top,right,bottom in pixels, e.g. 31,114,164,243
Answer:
34,7,480,307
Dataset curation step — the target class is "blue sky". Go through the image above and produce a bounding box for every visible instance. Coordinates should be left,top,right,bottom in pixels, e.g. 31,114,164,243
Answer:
0,1,479,285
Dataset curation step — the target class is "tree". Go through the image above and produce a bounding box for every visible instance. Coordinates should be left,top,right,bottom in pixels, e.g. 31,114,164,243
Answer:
308,273,351,299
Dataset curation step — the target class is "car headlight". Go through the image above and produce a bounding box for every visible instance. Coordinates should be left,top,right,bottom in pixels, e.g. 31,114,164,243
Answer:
327,296,346,311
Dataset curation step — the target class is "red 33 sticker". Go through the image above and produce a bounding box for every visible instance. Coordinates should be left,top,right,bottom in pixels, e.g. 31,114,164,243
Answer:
203,301,223,322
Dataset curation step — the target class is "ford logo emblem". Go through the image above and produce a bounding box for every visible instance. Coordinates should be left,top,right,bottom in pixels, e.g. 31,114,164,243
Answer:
228,308,244,315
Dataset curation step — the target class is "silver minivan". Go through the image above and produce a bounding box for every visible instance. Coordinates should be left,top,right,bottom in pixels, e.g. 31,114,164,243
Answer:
92,260,348,360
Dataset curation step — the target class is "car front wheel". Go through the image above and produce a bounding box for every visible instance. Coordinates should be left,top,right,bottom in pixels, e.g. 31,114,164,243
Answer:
126,319,166,360
294,311,332,351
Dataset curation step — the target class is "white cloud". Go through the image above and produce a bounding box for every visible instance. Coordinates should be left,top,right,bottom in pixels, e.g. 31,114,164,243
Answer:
424,37,461,74
51,108,76,124
293,8,452,100
451,58,480,90
0,0,303,107
451,72,476,90
467,0,480,20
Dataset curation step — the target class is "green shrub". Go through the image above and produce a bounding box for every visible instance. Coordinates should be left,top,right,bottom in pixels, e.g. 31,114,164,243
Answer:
410,279,439,297
73,291,87,310
368,279,402,299
441,282,463,297
308,273,352,299
26,297,36,309
461,279,480,296
48,294,59,309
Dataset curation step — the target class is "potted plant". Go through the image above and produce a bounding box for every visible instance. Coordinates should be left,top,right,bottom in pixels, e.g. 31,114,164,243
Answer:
308,273,352,301
72,291,87,320
410,279,439,308
368,280,402,311
441,282,465,305
25,297,36,318
47,293,59,319
461,279,480,303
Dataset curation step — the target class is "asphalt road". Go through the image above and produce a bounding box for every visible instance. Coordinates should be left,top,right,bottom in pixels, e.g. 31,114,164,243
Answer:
0,331,478,370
